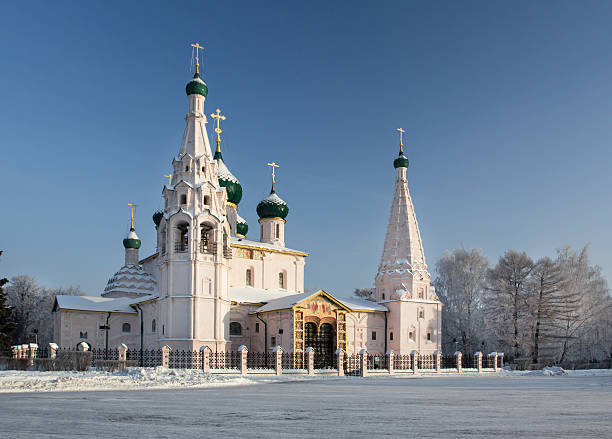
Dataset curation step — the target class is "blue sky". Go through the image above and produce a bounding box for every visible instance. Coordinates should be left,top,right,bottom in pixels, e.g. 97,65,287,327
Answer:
1,1,611,296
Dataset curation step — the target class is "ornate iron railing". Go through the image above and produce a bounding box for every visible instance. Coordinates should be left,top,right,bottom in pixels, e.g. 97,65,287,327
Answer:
418,354,435,369
394,354,412,370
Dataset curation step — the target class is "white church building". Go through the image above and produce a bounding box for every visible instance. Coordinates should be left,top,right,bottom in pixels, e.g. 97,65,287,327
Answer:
53,52,442,360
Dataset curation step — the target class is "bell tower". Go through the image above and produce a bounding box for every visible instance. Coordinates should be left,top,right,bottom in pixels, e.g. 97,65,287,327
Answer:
155,44,232,351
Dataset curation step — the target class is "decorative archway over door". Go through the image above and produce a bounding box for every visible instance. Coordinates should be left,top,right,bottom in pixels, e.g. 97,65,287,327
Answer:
304,322,335,369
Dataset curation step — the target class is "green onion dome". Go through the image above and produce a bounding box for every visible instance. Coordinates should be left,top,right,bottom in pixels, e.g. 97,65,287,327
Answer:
152,210,163,227
214,149,243,205
123,228,141,249
393,151,410,169
236,214,248,237
257,189,289,219
185,72,208,97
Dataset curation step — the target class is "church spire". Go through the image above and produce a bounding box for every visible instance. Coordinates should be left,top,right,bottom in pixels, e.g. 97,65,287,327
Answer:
377,131,428,284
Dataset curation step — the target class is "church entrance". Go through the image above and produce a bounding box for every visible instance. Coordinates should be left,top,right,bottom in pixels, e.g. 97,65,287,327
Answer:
304,322,335,369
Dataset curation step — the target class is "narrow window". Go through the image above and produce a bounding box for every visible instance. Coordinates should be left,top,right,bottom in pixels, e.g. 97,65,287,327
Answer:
271,336,276,347
152,319,157,333
278,272,284,289
389,332,393,341
372,331,377,341
382,293,385,300
279,329,284,334
427,332,431,341
180,194,187,205
122,323,131,333
409,331,414,340
162,325,165,335
275,223,280,239
255,322,260,333
246,269,253,286
203,195,210,206
201,166,205,173
419,310,424,319
185,166,189,171
229,322,242,336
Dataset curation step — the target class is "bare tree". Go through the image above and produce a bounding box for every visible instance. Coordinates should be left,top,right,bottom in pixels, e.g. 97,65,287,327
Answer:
354,288,374,300
485,250,534,359
528,256,575,364
434,248,489,354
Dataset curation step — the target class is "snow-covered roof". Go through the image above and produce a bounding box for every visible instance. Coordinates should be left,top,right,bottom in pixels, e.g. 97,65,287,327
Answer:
103,264,157,298
230,237,308,256
54,295,157,314
216,159,239,183
244,290,388,313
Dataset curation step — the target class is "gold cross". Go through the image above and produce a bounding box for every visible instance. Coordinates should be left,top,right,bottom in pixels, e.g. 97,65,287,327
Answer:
128,202,138,229
267,161,279,191
191,42,204,74
210,108,226,147
163,174,172,186
397,128,405,153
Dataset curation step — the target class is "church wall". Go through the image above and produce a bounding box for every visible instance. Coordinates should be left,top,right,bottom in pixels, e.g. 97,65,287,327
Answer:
386,300,441,354
230,251,305,293
345,312,387,355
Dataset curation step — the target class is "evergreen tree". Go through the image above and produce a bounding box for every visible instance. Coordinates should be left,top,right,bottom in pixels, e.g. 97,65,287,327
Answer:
0,251,16,354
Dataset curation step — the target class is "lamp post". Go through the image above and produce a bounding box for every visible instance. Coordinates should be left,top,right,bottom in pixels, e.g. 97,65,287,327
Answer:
33,329,38,345
100,322,110,359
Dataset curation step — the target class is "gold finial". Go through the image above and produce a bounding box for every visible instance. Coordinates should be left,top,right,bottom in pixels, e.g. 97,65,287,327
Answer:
163,174,172,186
210,108,226,152
267,161,280,192
396,128,405,154
191,42,204,75
128,202,138,229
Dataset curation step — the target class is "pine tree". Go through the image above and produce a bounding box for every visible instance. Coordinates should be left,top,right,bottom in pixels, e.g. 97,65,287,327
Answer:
0,251,16,354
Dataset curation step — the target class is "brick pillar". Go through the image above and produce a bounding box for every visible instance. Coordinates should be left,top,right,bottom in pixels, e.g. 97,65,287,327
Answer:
77,342,90,352
238,345,248,376
489,352,499,372
360,349,368,377
27,343,38,369
161,345,171,368
336,348,345,377
200,346,211,373
386,349,394,375
273,346,283,376
498,352,504,368
20,344,28,358
117,343,128,372
434,350,441,373
48,343,58,360
306,347,315,376
475,351,483,373
455,351,462,373
411,350,419,375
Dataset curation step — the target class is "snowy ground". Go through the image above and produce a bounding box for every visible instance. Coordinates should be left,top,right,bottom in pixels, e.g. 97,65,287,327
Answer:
0,369,611,438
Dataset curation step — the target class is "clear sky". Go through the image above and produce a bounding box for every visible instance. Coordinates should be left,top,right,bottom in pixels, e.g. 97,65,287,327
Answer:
1,1,611,297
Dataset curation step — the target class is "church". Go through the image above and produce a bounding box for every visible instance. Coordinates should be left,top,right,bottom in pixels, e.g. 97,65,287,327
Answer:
53,47,442,361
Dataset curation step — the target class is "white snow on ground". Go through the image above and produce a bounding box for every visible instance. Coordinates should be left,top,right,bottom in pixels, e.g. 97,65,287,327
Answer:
0,367,610,393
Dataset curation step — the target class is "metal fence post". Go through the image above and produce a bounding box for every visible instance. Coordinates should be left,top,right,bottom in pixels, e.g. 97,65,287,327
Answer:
411,350,419,375
336,348,345,376
273,346,283,376
434,350,441,373
200,346,211,373
455,351,462,373
475,351,483,373
360,349,368,377
238,345,248,375
386,349,394,375
161,345,171,368
306,347,315,376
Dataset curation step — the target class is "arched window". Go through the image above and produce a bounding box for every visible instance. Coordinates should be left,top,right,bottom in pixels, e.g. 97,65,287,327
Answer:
200,224,212,253
246,268,253,286
229,322,242,336
203,195,210,206
180,194,187,205
278,272,285,289
427,332,432,341
152,319,157,333
418,287,424,299
275,223,280,239
176,223,189,252
122,323,131,333
79,331,88,339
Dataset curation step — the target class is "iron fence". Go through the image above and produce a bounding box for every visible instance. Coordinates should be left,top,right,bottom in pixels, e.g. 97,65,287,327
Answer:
346,354,360,375
461,354,476,369
394,354,412,370
209,351,241,370
367,353,387,370
281,352,305,370
247,352,275,369
441,355,456,369
418,354,435,369
169,350,202,368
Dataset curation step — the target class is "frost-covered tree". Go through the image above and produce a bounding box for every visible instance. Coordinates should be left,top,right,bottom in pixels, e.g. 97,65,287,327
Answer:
434,248,489,354
354,288,374,300
555,246,611,364
0,251,16,354
485,250,534,359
